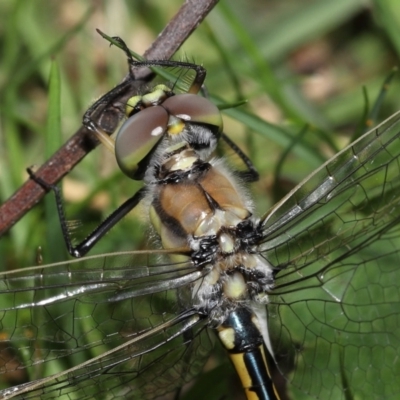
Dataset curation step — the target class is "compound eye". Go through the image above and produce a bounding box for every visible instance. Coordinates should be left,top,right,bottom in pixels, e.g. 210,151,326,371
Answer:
163,94,223,134
115,105,168,178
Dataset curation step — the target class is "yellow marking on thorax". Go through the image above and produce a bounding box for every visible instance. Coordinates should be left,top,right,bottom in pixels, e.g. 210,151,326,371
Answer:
223,272,247,299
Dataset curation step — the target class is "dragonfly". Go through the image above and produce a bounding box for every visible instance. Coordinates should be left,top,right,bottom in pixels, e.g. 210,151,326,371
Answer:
1,36,400,400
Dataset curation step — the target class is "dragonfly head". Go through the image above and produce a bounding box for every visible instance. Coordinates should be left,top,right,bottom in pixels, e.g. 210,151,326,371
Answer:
115,88,223,181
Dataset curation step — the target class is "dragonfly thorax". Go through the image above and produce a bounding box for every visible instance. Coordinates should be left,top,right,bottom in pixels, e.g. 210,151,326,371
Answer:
149,145,275,326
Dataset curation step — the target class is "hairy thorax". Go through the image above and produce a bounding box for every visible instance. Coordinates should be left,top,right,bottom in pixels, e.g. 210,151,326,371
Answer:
149,150,274,325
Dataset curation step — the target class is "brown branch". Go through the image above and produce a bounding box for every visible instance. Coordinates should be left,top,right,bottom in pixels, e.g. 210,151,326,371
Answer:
0,0,219,236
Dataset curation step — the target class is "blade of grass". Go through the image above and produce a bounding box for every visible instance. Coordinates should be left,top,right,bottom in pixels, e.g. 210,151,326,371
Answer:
218,99,326,169
374,0,400,59
44,59,65,263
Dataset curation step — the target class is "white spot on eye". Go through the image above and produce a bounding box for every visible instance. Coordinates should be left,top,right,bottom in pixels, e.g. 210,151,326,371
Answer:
151,126,164,136
176,113,191,121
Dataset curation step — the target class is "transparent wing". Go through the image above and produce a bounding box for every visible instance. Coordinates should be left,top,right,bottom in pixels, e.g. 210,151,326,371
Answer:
0,251,214,399
260,111,400,399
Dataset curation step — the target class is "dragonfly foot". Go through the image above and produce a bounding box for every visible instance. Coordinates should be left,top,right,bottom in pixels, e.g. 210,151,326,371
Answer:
26,167,55,191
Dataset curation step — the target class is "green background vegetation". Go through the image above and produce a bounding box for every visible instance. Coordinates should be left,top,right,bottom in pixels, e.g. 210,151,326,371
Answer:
1,0,400,399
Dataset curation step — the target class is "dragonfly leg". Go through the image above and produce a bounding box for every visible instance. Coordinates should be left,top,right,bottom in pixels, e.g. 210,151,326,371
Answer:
27,167,147,258
221,133,259,182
